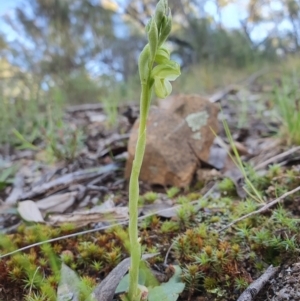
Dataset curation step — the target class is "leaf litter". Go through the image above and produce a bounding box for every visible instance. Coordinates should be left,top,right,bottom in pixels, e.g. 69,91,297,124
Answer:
1,71,300,300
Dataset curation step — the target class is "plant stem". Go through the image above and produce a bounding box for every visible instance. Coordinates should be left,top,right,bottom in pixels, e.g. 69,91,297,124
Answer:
128,83,150,301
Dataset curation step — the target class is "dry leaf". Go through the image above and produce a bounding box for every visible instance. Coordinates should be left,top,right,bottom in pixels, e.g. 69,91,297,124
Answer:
18,200,45,223
36,192,77,213
91,253,158,301
48,206,128,227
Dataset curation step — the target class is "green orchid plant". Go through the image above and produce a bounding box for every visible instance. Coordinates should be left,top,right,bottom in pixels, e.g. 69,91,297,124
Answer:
127,0,180,300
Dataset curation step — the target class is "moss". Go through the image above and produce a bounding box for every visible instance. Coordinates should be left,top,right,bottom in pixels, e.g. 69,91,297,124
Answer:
1,164,300,301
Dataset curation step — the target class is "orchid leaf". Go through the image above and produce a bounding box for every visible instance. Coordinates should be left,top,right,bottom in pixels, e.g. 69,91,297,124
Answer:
148,266,185,301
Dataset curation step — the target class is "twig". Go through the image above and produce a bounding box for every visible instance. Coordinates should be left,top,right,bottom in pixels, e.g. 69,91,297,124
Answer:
236,265,279,301
254,146,300,171
95,133,130,158
20,163,118,200
219,185,300,232
66,103,103,113
209,85,238,103
6,174,24,204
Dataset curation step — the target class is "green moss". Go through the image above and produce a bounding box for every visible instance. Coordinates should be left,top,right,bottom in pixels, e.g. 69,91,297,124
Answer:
218,178,236,195
143,191,158,203
166,186,180,198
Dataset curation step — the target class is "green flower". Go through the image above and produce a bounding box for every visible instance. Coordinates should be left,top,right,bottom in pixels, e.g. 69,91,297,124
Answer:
151,60,180,98
154,46,170,64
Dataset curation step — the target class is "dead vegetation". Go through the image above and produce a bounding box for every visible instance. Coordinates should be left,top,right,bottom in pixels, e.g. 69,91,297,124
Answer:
1,68,300,301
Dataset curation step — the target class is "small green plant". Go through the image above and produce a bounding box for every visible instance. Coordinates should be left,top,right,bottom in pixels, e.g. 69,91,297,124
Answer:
143,191,158,203
60,250,75,265
102,93,119,127
78,276,96,300
176,203,196,229
12,129,39,151
161,221,179,233
273,75,300,145
218,178,235,195
234,277,248,291
12,111,85,164
0,164,18,191
167,186,181,198
127,0,180,300
222,120,264,203
181,264,203,298
46,124,85,163
24,292,49,301
267,164,282,178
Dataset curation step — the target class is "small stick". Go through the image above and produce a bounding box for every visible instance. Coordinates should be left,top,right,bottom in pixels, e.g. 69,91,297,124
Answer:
20,163,118,200
66,103,103,113
254,146,300,171
219,185,300,232
6,174,24,204
236,265,279,301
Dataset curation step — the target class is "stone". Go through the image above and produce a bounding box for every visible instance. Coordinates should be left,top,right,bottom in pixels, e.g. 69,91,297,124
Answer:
125,94,219,187
158,94,219,162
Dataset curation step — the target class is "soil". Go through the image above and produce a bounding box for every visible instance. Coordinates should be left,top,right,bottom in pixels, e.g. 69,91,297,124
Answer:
1,73,300,301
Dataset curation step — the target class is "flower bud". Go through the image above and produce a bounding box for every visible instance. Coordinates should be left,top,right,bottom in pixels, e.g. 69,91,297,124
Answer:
158,10,172,47
138,45,150,84
148,19,158,60
154,0,168,32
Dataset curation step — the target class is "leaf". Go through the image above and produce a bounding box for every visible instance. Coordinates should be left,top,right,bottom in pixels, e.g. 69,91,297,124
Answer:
140,261,159,287
57,263,81,301
0,165,18,191
18,200,45,223
91,253,158,301
0,165,17,182
115,273,148,295
115,262,159,295
12,128,39,150
148,266,185,301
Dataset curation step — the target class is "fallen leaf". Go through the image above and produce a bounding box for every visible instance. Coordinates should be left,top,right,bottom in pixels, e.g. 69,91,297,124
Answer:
57,263,80,301
48,206,128,227
91,253,158,301
36,192,78,213
18,200,45,223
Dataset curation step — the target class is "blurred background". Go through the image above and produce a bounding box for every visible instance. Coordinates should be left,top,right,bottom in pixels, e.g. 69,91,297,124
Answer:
0,0,299,147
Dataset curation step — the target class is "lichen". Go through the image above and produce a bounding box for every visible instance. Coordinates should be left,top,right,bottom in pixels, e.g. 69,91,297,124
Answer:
191,132,201,140
185,111,209,132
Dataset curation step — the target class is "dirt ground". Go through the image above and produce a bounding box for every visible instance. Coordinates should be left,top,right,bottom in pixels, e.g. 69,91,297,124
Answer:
1,72,300,301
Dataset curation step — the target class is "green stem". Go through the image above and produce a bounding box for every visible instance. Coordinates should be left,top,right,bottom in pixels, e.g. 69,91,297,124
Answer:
128,83,150,301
